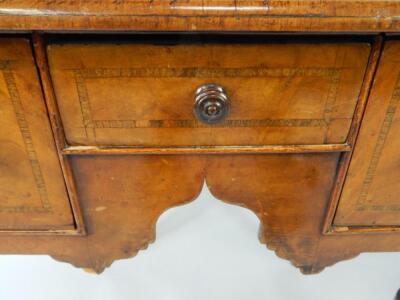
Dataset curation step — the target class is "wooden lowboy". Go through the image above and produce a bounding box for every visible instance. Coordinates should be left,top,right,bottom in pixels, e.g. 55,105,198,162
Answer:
0,0,400,274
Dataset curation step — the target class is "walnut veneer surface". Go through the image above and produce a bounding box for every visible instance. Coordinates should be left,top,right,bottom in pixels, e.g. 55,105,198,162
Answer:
48,42,369,147
0,0,400,31
0,0,400,274
0,39,74,231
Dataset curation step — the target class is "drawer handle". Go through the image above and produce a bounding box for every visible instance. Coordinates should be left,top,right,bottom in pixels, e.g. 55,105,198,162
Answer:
194,83,230,124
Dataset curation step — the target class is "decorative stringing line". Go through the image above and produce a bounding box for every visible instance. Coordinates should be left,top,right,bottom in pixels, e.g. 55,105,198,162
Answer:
73,67,341,138
356,72,400,211
324,71,341,123
0,62,52,213
91,118,327,129
358,204,400,212
74,71,96,141
76,67,339,79
323,71,342,143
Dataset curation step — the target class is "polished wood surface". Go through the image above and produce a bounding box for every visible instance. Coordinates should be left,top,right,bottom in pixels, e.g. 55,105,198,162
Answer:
0,1,399,31
1,154,400,274
31,34,86,235
0,154,342,272
48,42,369,147
322,36,384,234
0,38,74,231
1,31,400,274
62,144,351,155
335,41,400,226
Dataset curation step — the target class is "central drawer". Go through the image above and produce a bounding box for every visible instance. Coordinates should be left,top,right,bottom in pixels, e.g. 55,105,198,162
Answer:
48,41,369,147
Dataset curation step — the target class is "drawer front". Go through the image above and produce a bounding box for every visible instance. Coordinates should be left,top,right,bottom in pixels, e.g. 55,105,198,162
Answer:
0,39,74,231
334,41,400,226
48,42,369,147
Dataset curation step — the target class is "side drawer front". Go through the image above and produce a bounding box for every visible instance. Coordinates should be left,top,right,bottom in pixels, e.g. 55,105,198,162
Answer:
0,39,75,231
334,41,400,226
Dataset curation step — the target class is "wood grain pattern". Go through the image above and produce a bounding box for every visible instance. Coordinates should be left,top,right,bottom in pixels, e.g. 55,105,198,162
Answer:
0,1,399,31
323,36,384,234
48,42,369,148
1,154,400,274
334,41,400,226
0,154,340,272
0,38,74,231
1,32,400,274
31,33,86,235
62,144,351,155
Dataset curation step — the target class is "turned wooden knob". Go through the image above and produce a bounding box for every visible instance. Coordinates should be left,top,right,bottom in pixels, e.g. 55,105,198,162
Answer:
193,83,230,124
